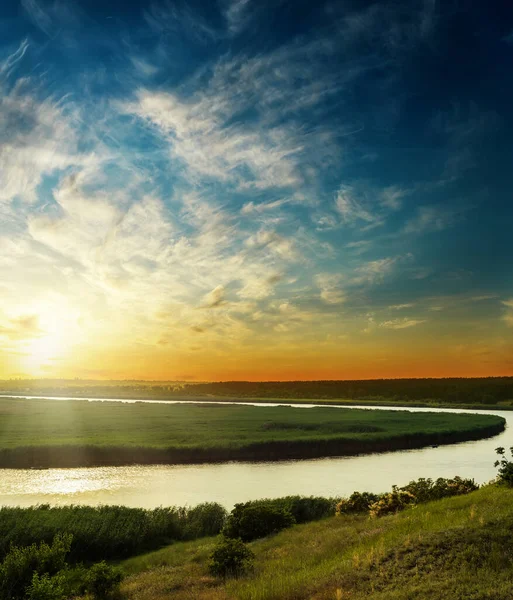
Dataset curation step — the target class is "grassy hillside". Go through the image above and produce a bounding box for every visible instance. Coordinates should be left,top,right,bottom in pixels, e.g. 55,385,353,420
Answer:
0,397,505,467
118,485,513,600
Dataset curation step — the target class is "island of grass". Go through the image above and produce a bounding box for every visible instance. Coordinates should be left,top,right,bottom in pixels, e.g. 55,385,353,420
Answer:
0,397,505,468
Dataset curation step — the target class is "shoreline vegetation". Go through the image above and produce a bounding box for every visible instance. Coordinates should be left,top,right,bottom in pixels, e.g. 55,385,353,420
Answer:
3,480,513,600
117,485,513,600
0,397,505,468
2,376,513,411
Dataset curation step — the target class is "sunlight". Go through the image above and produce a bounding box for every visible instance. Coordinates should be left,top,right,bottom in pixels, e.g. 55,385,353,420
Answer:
18,298,81,376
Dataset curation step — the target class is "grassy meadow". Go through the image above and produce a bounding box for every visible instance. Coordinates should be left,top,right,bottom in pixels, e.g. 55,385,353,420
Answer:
117,485,513,600
0,397,505,467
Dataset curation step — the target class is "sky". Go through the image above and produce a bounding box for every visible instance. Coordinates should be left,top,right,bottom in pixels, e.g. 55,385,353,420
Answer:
0,0,512,381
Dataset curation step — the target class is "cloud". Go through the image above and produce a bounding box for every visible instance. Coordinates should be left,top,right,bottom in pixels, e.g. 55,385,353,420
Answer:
241,198,289,215
0,315,42,340
503,300,513,326
223,0,253,35
237,273,282,300
381,186,408,210
379,318,426,330
201,285,227,309
0,77,84,206
403,205,465,234
389,303,415,310
333,183,409,232
353,254,412,285
145,1,219,43
316,273,345,305
123,89,304,190
335,185,374,226
130,57,158,77
245,230,297,261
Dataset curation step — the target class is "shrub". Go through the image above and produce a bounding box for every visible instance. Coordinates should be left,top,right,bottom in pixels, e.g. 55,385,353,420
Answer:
223,503,295,542
25,572,66,600
494,447,513,486
369,487,415,517
182,502,228,538
0,533,72,600
336,492,381,515
83,561,122,599
274,496,335,523
401,476,478,502
208,537,254,578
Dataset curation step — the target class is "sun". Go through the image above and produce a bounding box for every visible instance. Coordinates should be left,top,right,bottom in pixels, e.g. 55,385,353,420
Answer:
18,298,81,376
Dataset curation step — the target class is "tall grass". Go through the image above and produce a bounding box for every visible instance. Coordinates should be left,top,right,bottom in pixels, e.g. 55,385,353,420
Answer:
0,502,226,563
0,397,504,467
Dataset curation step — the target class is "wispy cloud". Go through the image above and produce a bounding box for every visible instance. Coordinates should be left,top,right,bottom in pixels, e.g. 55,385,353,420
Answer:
353,254,413,285
403,204,467,234
201,285,227,309
503,300,513,326
379,318,426,330
389,303,415,310
316,273,345,305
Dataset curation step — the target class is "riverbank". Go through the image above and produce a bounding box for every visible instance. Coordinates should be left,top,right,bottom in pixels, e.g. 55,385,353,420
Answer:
117,485,513,600
0,397,505,468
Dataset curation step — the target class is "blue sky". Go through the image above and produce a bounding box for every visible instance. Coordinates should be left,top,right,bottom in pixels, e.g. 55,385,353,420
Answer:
0,0,512,380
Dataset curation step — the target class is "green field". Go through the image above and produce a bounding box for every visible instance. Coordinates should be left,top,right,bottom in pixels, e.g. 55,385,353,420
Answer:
116,485,513,600
0,397,505,467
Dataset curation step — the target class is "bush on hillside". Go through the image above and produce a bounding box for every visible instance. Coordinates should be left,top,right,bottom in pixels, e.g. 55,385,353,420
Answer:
181,502,228,538
336,477,479,519
494,447,513,486
83,561,122,599
0,533,72,600
209,537,254,578
401,476,478,502
223,503,295,542
369,488,416,517
25,572,66,600
336,491,381,515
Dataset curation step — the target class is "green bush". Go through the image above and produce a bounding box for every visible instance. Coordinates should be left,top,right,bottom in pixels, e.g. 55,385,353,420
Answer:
83,561,122,599
208,537,254,578
182,502,228,538
369,488,415,517
336,491,381,515
400,476,478,502
266,496,335,523
495,447,513,486
223,503,295,542
0,533,72,600
336,477,479,519
25,572,66,600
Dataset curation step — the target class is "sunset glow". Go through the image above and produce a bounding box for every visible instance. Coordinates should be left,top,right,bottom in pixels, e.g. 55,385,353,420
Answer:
0,1,512,381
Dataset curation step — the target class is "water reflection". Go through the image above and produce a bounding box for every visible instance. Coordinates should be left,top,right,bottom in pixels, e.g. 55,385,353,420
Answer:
0,401,510,509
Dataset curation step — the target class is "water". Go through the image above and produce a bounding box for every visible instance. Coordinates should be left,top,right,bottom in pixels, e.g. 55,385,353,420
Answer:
0,396,510,509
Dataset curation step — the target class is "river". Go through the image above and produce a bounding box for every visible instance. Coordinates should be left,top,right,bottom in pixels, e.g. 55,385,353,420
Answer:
0,395,510,509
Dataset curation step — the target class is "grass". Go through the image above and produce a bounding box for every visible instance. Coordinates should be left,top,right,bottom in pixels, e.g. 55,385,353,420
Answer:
0,397,505,467
0,503,227,563
117,485,513,600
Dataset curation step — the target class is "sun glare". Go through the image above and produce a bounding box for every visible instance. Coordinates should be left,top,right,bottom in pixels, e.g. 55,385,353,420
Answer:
18,299,81,376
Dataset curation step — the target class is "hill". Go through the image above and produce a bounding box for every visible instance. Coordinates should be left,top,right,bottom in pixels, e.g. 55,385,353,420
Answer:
118,485,513,600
